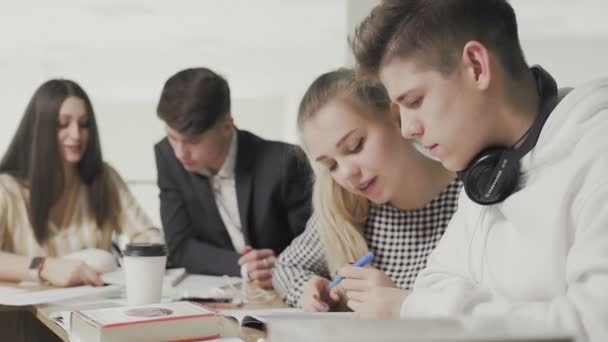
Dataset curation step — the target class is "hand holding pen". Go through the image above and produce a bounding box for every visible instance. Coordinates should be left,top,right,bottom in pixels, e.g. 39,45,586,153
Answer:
327,251,375,290
299,252,374,313
299,276,342,312
336,251,396,292
336,252,405,319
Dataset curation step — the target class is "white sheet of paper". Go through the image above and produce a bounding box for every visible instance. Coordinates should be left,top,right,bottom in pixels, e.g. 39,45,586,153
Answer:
0,283,121,306
173,274,241,299
102,269,239,300
48,310,71,332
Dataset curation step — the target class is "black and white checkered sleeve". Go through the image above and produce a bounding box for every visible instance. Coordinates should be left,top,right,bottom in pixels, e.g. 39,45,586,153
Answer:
272,214,330,307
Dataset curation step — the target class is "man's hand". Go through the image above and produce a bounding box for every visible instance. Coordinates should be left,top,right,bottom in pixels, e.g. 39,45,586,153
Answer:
238,245,276,289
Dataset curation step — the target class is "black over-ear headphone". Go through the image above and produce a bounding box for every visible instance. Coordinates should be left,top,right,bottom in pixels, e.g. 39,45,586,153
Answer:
457,65,558,205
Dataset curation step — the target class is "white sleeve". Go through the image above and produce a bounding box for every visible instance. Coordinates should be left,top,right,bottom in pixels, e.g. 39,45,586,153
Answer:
401,182,608,342
105,164,163,243
400,192,489,317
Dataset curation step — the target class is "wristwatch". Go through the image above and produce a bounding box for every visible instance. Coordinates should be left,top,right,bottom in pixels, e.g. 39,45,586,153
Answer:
27,256,46,282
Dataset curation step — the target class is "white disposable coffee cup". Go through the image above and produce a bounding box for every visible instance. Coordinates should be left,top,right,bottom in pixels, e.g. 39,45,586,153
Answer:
122,243,168,306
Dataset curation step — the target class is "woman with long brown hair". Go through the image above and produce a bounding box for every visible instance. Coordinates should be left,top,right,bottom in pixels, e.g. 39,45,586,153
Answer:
0,79,162,287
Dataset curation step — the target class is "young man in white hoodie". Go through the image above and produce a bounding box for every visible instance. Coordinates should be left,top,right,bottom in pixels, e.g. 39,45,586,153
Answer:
343,0,608,341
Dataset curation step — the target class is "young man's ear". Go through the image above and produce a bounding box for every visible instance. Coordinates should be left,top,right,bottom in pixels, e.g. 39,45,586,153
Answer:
461,41,492,91
222,114,235,134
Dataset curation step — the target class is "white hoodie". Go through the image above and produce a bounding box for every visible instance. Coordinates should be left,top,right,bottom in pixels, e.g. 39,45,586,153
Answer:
401,77,608,342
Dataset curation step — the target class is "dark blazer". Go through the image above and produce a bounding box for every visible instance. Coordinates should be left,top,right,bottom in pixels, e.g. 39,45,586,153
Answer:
154,129,313,276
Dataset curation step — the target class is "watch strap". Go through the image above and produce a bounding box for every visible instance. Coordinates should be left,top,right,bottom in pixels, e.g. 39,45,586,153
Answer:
26,256,46,282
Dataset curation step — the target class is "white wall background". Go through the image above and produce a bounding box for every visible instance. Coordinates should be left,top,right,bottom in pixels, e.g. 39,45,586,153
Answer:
1,0,606,226
510,0,608,86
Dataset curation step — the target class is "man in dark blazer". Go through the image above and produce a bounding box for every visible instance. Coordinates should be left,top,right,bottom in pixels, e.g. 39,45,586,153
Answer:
154,67,312,289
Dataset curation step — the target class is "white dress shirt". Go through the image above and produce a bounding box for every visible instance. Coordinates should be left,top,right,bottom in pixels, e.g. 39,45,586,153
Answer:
207,131,245,253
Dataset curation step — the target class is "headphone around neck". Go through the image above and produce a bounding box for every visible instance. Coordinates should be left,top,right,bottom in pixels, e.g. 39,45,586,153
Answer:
457,65,558,205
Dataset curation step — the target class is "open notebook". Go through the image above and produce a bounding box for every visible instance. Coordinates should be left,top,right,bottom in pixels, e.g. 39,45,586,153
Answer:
219,308,351,331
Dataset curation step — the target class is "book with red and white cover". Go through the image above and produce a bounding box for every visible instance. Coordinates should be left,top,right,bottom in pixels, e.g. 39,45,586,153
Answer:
70,301,221,342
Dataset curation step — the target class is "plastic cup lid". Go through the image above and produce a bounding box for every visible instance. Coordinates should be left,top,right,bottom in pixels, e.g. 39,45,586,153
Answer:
123,243,168,257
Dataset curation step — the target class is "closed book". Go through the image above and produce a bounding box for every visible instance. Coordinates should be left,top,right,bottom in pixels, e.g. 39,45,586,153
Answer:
71,301,221,342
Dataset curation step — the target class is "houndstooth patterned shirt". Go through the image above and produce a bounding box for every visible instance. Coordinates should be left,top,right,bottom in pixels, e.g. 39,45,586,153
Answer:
272,179,462,307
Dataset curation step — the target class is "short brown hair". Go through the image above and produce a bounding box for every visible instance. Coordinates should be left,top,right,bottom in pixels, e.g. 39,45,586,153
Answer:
350,0,529,80
157,67,231,135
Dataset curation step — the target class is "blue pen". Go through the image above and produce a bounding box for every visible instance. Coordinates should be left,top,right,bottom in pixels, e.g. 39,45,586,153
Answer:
327,251,374,290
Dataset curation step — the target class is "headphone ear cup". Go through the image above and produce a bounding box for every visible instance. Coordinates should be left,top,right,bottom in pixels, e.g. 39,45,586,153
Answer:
461,149,519,205
458,67,556,206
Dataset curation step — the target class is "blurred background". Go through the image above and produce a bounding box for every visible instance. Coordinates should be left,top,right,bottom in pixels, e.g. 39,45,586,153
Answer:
1,0,606,226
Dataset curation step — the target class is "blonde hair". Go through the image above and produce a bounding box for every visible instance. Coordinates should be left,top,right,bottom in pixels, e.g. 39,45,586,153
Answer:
298,68,391,274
